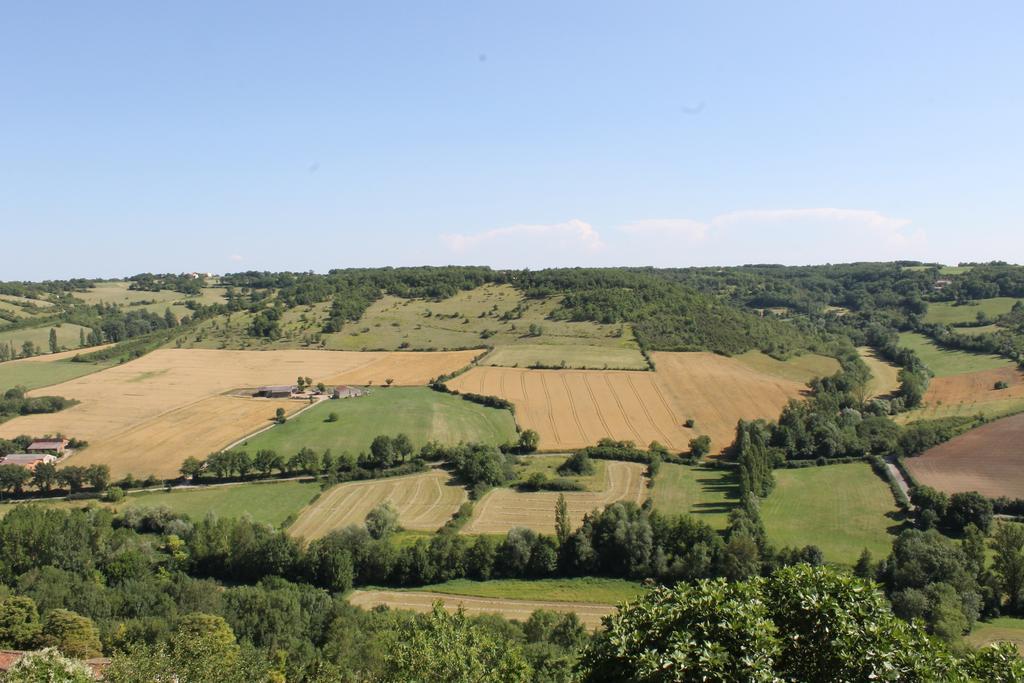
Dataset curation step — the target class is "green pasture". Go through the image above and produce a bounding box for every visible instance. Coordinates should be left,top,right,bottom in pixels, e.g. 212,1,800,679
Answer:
0,323,92,357
923,297,1021,326
512,454,607,491
395,577,646,605
651,463,739,531
897,332,1012,376
0,357,115,391
760,463,904,565
240,387,517,458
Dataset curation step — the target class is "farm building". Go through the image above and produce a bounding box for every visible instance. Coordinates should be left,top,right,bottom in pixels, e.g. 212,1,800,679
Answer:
27,437,69,453
332,385,367,399
0,453,57,469
255,385,297,398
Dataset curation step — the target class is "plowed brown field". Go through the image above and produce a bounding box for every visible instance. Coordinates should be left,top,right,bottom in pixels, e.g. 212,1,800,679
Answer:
348,590,614,629
289,469,467,540
448,352,809,453
0,348,477,478
463,460,648,534
904,412,1024,498
910,367,1024,419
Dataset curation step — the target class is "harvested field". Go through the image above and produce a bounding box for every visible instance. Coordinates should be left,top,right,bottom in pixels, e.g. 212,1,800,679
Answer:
0,348,477,478
733,350,839,384
452,352,809,453
904,412,1024,498
905,366,1024,421
967,617,1024,652
66,395,300,478
348,589,614,629
481,344,648,370
463,461,647,535
289,469,467,540
857,347,902,398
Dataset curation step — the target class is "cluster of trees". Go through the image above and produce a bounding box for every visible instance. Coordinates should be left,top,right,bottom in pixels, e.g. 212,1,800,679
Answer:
127,272,206,295
0,463,109,496
0,505,584,680
910,486,994,534
0,387,76,424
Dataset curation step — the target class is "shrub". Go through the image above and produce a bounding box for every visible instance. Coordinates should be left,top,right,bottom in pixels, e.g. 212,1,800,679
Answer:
557,452,595,477
995,380,1009,390
102,486,125,502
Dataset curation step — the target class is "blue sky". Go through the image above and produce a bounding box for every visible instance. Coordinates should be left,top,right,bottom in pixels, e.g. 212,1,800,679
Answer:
2,1,1021,279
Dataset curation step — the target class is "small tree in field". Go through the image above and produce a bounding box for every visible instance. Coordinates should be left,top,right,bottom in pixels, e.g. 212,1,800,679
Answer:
275,407,286,424
365,500,399,539
385,378,395,387
296,376,306,391
326,412,339,423
48,328,58,354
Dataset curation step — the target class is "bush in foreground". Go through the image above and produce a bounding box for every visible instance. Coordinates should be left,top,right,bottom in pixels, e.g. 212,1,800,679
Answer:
578,564,1023,682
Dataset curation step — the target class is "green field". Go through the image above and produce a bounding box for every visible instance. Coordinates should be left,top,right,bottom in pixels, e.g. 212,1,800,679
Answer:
482,343,648,370
651,464,739,530
923,297,1021,326
0,323,92,357
898,332,1013,376
967,617,1024,652
393,577,646,604
0,479,321,527
0,357,115,391
513,454,607,490
240,387,518,457
760,463,903,565
116,480,321,526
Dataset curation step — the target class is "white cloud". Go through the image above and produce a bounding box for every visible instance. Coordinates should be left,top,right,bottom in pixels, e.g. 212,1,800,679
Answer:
709,208,921,248
228,254,244,262
441,219,605,255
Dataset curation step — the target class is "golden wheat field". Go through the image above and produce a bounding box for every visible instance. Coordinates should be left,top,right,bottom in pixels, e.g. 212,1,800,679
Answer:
0,348,478,478
463,460,648,534
288,469,467,539
348,590,614,629
448,351,811,453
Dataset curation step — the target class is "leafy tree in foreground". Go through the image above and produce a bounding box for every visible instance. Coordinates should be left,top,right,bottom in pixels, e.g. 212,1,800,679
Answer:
578,564,1023,682
381,604,532,683
40,609,101,659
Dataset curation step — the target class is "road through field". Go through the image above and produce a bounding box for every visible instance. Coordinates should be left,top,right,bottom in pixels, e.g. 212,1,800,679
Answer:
348,590,614,629
463,460,648,534
0,348,478,478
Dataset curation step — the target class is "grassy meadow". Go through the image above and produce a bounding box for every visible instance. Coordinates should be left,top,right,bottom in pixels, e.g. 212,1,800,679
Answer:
923,297,1021,326
240,387,518,457
760,463,903,564
0,357,116,391
512,454,608,491
0,323,92,356
0,479,322,527
897,332,1013,376
651,463,739,530
73,281,228,319
397,577,647,604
